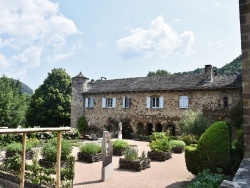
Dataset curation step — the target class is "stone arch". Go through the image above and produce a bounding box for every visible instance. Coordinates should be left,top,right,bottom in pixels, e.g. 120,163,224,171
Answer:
155,123,163,132
166,124,176,136
146,123,153,136
137,122,144,135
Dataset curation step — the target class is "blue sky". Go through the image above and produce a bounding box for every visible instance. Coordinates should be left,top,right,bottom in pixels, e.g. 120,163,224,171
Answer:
0,0,241,91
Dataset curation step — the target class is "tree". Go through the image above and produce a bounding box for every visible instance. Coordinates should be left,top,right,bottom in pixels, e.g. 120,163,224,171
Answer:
26,68,72,127
0,76,28,128
147,69,171,77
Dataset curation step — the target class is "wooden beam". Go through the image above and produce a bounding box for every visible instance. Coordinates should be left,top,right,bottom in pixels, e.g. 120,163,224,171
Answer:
56,131,62,188
0,127,71,134
20,133,27,188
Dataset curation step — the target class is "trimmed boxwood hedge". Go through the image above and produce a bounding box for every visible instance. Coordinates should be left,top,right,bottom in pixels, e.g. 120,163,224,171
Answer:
185,121,231,175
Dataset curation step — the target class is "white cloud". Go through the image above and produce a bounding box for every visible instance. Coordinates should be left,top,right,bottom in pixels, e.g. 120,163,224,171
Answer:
0,0,79,78
117,15,195,59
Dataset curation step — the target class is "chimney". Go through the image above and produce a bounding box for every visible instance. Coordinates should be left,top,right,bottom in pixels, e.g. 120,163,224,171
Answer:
204,65,213,82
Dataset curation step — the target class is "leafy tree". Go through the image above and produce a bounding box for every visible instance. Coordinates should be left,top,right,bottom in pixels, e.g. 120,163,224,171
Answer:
179,110,212,138
0,76,27,128
26,68,72,127
147,69,171,77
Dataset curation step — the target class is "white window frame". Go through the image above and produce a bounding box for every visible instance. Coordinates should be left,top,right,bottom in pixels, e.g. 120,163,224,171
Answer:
85,97,94,108
123,97,130,108
103,97,116,108
146,96,164,109
179,96,189,109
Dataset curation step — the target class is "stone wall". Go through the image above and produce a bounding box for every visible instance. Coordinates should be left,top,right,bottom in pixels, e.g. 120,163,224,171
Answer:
83,89,241,135
240,0,250,158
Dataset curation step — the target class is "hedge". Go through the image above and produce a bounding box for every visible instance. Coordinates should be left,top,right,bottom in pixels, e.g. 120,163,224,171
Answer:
185,121,231,175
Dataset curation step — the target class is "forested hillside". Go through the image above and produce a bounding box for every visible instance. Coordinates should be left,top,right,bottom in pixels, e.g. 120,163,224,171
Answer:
148,55,242,76
11,79,33,95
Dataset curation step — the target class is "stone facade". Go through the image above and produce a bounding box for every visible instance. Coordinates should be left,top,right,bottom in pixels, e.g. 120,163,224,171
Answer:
71,68,242,136
82,89,241,135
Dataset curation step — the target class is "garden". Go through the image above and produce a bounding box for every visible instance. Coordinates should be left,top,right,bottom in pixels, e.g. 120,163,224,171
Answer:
0,105,244,188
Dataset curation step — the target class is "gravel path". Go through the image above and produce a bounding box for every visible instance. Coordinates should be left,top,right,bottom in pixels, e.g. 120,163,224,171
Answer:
72,140,194,188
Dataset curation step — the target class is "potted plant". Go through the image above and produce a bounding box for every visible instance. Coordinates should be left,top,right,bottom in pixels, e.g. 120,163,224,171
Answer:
119,147,150,171
112,140,129,156
77,142,102,163
170,140,186,153
147,138,172,161
5,142,33,160
39,138,73,168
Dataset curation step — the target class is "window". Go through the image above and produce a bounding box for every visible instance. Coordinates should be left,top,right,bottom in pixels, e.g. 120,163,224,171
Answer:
85,97,94,108
179,96,189,109
223,96,228,108
123,97,130,108
102,98,116,108
146,96,164,108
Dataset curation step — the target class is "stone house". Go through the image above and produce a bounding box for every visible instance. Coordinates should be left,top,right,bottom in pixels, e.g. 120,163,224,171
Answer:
71,65,242,137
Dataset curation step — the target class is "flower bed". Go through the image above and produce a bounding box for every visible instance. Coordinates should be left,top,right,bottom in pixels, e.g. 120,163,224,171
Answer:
119,158,150,171
38,159,68,168
147,151,172,161
77,152,102,163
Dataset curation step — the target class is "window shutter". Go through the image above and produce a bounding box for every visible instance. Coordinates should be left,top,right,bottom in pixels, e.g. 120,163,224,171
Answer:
85,98,89,108
179,96,183,108
146,97,151,108
127,98,130,108
122,97,125,108
113,98,116,108
90,97,94,108
102,98,106,108
159,97,164,108
183,96,189,108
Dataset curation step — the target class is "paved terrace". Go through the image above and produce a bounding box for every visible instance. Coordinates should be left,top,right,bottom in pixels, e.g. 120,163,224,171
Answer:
73,139,194,188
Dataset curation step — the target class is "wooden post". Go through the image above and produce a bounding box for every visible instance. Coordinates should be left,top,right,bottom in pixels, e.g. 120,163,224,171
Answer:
20,133,27,188
56,131,62,188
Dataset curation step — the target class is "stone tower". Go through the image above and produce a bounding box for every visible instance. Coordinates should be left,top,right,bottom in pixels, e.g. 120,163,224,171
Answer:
71,72,89,128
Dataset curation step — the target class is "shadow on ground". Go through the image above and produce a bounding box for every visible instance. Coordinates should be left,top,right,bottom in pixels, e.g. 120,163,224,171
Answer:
165,180,191,188
73,179,102,186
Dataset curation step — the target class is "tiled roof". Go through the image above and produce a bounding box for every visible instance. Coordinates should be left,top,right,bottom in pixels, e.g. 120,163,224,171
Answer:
83,74,242,94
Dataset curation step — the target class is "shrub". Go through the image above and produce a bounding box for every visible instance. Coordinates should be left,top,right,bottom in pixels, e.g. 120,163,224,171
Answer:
124,147,138,161
231,128,244,173
187,169,229,188
179,110,211,138
27,137,40,147
77,116,88,135
229,103,243,128
150,132,167,141
170,140,186,149
113,140,129,149
185,146,202,175
79,142,102,155
181,134,198,145
149,138,171,152
63,128,80,140
185,121,232,175
6,142,32,154
41,138,73,162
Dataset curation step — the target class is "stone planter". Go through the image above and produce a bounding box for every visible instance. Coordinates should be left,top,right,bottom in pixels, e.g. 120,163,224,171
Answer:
172,147,183,153
77,152,102,163
147,151,172,161
113,148,126,156
119,158,151,171
38,159,67,168
5,150,34,160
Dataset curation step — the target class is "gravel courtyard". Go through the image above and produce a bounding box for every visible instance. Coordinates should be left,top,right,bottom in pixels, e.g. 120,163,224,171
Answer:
72,139,194,188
